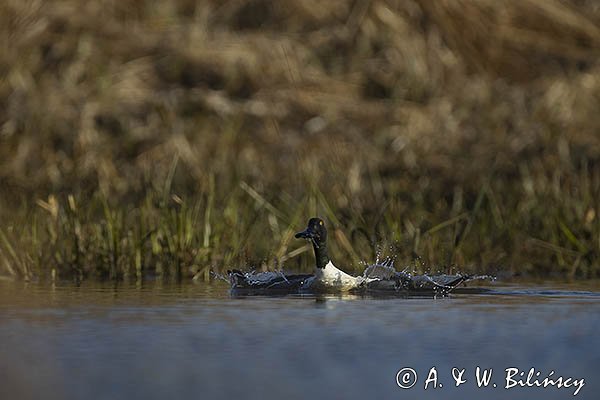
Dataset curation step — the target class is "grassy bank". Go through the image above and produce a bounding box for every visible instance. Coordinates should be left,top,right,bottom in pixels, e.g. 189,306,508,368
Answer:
1,0,600,280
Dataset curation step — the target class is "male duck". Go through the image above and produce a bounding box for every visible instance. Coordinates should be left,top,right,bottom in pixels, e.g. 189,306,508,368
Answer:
229,217,475,294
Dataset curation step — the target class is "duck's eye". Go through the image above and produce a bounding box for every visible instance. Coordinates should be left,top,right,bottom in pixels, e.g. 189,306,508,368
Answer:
319,221,323,226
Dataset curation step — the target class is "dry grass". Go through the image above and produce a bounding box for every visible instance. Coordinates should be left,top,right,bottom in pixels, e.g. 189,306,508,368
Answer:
1,0,600,281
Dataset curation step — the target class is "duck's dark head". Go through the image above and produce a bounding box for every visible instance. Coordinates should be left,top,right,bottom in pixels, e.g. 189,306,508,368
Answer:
295,217,329,269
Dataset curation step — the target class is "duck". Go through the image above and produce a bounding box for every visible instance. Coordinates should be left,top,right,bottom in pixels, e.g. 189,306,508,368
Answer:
229,217,476,294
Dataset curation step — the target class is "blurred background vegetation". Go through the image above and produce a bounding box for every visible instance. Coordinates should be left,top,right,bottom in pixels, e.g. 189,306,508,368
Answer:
1,0,599,281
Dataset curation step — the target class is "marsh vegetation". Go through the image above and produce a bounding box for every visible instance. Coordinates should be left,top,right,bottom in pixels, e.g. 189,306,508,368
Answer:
1,0,600,281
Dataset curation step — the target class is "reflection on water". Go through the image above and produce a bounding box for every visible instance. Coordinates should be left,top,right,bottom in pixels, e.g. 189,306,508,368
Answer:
0,280,599,400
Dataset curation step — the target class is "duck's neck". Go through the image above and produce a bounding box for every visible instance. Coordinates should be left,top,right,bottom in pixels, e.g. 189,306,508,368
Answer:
313,241,330,269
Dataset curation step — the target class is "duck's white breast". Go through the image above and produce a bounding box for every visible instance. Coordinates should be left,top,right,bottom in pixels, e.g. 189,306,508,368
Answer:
314,261,362,289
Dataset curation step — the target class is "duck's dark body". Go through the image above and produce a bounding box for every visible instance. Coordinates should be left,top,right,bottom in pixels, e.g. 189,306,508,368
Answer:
228,268,473,296
228,270,313,293
362,272,470,294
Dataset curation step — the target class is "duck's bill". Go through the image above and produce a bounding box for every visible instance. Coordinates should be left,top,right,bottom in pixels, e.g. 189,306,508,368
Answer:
294,228,314,239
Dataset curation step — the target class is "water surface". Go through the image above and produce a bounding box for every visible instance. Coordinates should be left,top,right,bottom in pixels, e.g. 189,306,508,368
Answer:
1,280,599,400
